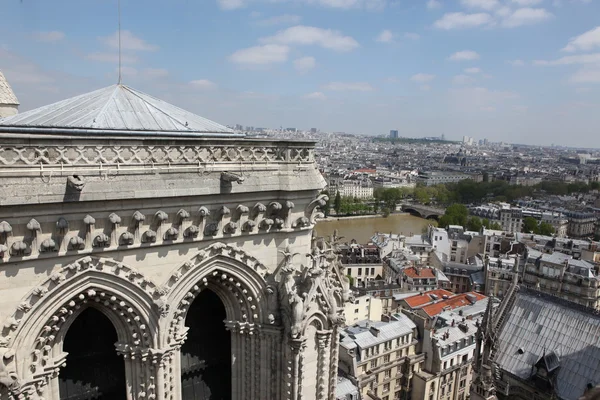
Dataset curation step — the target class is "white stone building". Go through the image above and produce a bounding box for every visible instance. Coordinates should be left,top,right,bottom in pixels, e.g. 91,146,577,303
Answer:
0,71,19,118
337,179,374,199
0,83,350,400
344,295,383,325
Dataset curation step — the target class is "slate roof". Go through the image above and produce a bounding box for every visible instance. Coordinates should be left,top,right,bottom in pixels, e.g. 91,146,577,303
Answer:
0,71,19,105
340,315,416,351
494,289,600,400
0,84,235,135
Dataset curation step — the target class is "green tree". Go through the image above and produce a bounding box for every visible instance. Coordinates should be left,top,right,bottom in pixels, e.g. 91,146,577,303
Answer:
489,222,502,230
334,191,342,215
523,217,539,233
481,218,490,228
538,222,555,236
466,216,483,232
414,187,431,204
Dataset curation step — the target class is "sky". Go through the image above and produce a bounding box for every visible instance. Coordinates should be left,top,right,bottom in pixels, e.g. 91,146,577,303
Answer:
1,0,600,146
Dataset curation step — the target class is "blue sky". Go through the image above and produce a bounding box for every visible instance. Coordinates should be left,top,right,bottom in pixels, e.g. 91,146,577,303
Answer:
1,0,599,146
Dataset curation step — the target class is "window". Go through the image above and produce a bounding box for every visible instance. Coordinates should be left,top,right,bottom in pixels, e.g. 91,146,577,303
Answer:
358,268,362,276
383,383,390,392
385,370,391,378
371,267,375,275
371,359,378,368
384,354,390,363
354,308,359,314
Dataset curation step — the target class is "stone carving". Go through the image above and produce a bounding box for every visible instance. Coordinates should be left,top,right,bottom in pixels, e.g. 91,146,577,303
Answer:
184,225,200,238
260,219,274,230
236,205,249,218
26,219,41,232
223,222,238,234
0,143,313,167
0,348,18,390
177,209,190,222
143,230,157,243
198,206,210,217
0,221,12,235
274,218,285,230
253,203,267,215
56,217,69,233
242,220,256,232
305,194,329,224
109,213,121,225
83,215,95,226
219,206,231,217
204,223,219,236
68,236,85,250
164,227,179,240
132,211,145,223
67,175,85,191
40,238,56,253
154,211,168,224
10,241,28,256
221,171,244,184
0,245,7,257
93,233,110,248
293,217,311,228
120,231,134,245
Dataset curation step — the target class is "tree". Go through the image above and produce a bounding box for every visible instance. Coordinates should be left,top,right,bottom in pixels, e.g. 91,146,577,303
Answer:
320,190,331,217
538,222,555,236
523,217,539,234
466,216,483,232
334,191,342,215
490,222,502,230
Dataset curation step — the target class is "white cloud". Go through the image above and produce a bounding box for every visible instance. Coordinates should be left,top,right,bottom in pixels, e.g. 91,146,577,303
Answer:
411,73,436,82
323,82,374,91
449,50,480,61
190,79,218,89
421,85,432,91
460,0,499,11
404,32,420,40
511,0,543,5
534,53,600,65
141,68,169,79
306,0,387,10
228,44,290,65
32,31,65,43
502,8,552,27
86,52,139,64
508,59,525,66
562,26,600,52
376,30,394,43
218,0,246,10
427,0,442,9
495,6,512,17
304,91,327,99
465,67,481,73
453,74,475,84
254,14,302,27
294,56,316,73
433,12,492,29
569,68,600,83
99,30,158,51
261,26,359,52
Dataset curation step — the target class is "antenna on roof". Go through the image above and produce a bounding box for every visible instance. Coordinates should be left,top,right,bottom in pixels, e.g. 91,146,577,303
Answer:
118,0,122,85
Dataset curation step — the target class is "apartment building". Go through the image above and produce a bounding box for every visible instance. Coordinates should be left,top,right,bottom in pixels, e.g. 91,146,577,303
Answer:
499,207,523,234
523,251,600,310
341,243,383,285
339,315,425,400
344,294,384,325
338,179,374,199
565,211,597,238
484,255,520,298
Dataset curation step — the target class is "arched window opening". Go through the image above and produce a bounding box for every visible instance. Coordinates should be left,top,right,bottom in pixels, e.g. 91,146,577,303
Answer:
59,307,126,400
181,289,231,400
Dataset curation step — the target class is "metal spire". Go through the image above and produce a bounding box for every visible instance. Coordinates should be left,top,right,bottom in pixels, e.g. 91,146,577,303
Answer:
118,0,122,84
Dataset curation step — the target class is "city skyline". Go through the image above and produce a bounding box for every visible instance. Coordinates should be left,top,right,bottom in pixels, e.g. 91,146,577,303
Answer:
1,0,600,146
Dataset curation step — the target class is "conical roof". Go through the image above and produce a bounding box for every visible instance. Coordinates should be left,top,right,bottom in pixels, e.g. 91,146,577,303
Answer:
0,84,235,136
0,71,19,106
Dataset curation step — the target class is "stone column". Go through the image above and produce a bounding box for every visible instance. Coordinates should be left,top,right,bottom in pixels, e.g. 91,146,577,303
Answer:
328,326,340,400
316,330,332,400
288,337,307,400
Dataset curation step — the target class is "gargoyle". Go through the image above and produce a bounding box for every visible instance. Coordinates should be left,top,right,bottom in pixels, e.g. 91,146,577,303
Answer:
221,171,244,184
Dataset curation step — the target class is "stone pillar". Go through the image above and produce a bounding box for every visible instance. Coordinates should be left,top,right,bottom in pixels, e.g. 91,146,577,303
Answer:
316,330,332,400
116,344,163,400
288,338,307,400
328,326,340,400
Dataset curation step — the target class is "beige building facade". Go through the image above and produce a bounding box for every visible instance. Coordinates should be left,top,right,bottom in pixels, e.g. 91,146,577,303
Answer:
0,84,350,400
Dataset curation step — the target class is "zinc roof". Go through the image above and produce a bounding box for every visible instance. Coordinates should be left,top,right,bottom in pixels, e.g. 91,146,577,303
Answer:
494,290,600,400
341,316,416,350
0,71,19,105
0,84,234,135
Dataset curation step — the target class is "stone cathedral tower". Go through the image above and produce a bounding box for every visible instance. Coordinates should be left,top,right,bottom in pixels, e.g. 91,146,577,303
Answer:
0,83,349,400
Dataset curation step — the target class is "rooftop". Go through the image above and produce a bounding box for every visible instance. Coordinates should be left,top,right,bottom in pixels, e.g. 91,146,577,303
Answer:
403,289,455,309
0,84,238,137
403,267,436,279
494,288,600,400
420,292,486,318
340,315,416,350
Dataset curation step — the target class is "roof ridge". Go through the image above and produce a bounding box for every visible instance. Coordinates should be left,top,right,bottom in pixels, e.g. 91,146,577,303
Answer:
92,85,120,129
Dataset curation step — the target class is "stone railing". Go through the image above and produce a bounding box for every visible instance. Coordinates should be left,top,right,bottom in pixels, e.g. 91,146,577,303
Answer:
0,139,315,169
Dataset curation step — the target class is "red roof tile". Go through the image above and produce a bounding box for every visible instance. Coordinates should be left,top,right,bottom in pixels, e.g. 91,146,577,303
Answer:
421,292,487,317
403,289,455,308
403,267,436,278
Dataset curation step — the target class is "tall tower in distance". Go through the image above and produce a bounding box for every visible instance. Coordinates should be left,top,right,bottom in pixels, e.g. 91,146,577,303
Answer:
390,129,399,139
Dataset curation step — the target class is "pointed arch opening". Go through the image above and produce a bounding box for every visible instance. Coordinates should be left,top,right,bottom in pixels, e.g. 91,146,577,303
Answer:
59,307,127,400
181,289,231,400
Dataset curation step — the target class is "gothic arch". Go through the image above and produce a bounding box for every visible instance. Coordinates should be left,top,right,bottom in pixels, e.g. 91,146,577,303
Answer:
161,242,271,347
0,256,161,398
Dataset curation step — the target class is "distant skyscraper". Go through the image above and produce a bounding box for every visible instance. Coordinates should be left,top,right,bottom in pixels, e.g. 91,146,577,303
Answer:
390,130,399,139
310,128,317,134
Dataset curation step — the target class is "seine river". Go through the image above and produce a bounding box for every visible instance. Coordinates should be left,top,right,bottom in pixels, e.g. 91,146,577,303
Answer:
314,214,431,244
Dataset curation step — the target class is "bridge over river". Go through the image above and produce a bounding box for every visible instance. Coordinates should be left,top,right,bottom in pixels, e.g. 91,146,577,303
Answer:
400,203,445,219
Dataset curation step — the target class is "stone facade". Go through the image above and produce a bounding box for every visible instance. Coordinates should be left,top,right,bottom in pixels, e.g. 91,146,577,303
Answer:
0,85,351,400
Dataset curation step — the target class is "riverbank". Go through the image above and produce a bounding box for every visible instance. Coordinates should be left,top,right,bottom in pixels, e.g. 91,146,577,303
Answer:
316,212,409,222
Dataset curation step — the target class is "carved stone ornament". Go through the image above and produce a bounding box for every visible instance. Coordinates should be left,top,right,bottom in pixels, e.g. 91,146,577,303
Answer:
305,194,329,224
108,213,122,225
69,236,85,250
154,211,168,223
242,220,256,232
0,221,12,235
164,227,179,240
143,230,157,243
0,348,19,390
177,209,190,221
26,219,41,231
93,233,110,248
56,217,69,232
10,241,28,256
120,231,134,245
293,216,311,228
198,206,210,217
132,211,145,223
221,171,244,184
223,222,238,234
40,238,56,253
66,175,85,191
185,225,200,238
83,215,95,226
259,219,274,230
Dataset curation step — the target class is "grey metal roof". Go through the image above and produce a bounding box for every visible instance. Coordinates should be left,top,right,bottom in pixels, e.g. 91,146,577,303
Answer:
336,376,360,399
494,290,600,400
0,84,234,135
0,71,19,105
341,315,416,350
